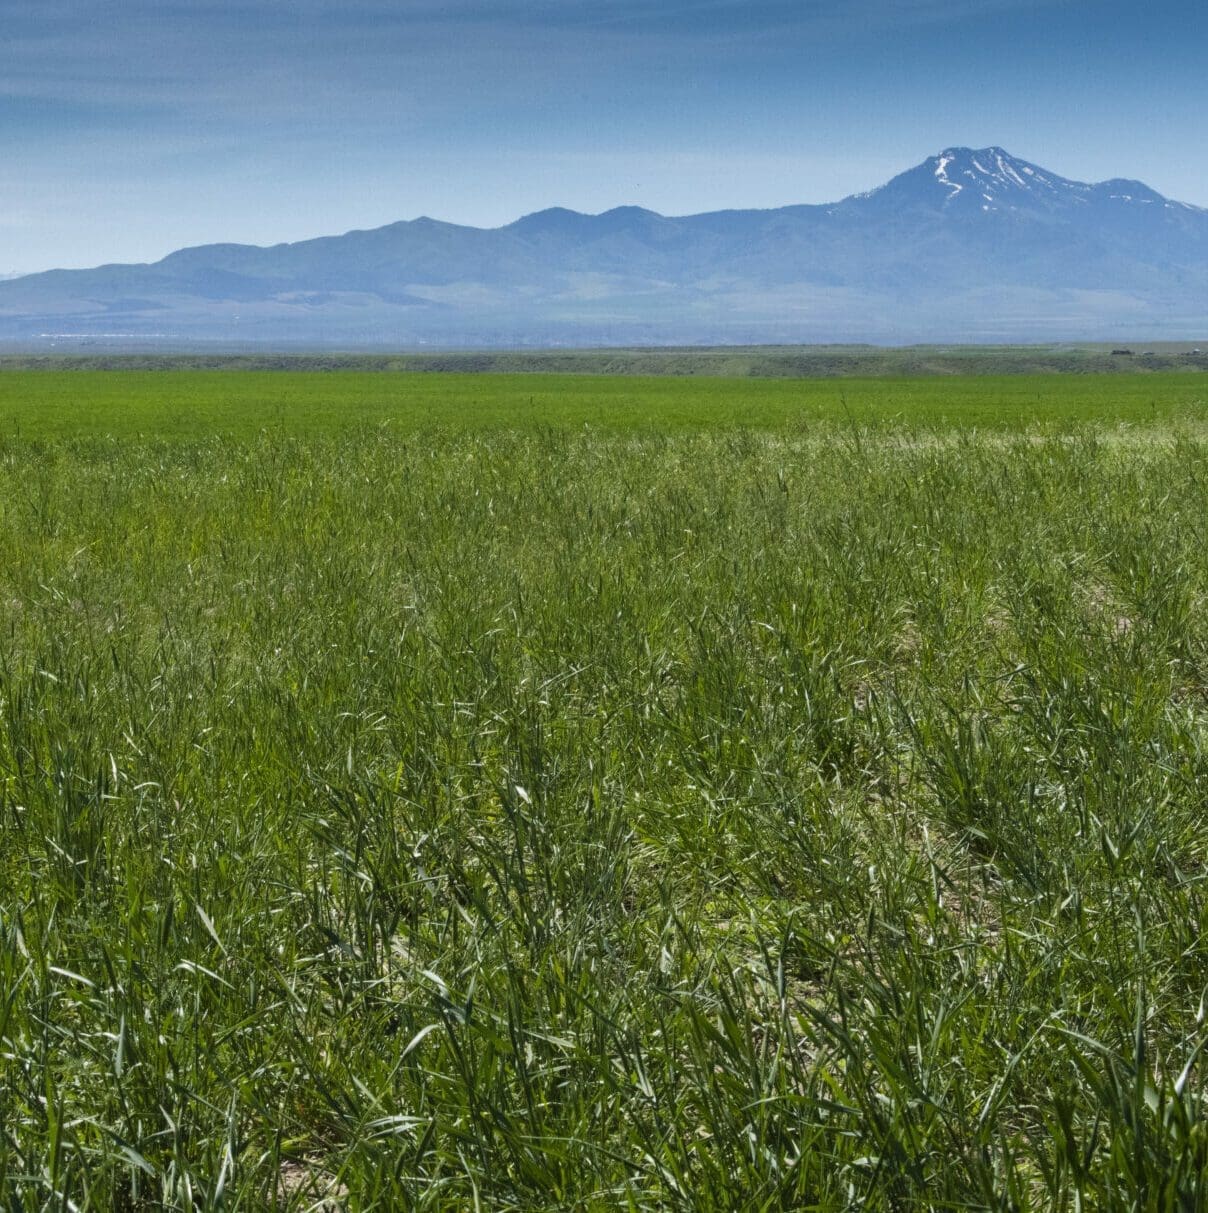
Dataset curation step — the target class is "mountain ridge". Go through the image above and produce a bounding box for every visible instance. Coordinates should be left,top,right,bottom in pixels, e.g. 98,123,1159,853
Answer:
3,147,1207,347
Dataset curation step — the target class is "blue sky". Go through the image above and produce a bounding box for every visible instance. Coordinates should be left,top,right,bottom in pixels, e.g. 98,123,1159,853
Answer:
3,0,1205,272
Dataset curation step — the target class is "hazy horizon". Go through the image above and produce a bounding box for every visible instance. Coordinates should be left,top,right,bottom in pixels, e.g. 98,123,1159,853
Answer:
4,0,1206,275
10,140,1206,281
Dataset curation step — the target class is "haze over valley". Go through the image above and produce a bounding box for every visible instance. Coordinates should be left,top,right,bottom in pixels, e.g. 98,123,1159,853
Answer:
4,146,1206,349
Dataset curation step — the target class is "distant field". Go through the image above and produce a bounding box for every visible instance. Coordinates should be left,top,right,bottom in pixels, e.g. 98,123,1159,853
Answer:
1,373,1206,1207
0,368,1206,438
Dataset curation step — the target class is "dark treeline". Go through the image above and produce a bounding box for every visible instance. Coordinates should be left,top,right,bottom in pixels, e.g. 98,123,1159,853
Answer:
2,344,1207,377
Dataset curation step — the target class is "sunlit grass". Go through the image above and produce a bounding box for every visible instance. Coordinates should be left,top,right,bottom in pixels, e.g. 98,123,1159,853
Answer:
0,368,1205,438
0,379,1206,1207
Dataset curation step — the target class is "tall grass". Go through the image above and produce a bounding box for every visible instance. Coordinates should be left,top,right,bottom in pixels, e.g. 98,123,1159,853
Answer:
0,416,1206,1208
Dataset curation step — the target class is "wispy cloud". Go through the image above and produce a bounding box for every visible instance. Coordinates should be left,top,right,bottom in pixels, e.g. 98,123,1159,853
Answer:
0,0,1076,151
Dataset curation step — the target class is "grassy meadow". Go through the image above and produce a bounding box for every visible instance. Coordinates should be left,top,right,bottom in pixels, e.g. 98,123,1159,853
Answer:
1,370,1207,1208
1,368,1207,438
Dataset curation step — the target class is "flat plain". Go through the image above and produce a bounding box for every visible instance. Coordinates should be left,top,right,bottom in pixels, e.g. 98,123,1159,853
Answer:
1,367,1207,437
1,368,1206,1208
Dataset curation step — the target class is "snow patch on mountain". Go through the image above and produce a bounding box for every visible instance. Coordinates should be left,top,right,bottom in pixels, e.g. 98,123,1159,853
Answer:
909,147,1175,213
934,154,963,199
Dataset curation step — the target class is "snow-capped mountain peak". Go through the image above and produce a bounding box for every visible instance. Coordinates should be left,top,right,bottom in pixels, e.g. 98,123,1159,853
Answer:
926,146,1090,210
856,145,1181,218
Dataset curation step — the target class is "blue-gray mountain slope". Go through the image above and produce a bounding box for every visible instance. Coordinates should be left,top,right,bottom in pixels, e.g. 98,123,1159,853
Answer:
3,147,1206,345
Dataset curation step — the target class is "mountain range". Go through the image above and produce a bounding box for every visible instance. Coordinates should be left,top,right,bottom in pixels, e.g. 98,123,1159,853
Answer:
3,146,1207,347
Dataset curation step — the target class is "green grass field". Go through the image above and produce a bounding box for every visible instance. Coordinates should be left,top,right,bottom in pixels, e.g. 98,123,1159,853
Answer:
1,371,1206,1208
0,369,1206,438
